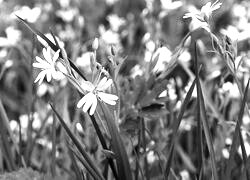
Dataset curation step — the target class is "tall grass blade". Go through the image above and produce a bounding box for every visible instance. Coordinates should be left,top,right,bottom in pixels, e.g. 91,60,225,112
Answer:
224,79,250,180
239,128,250,180
194,42,204,179
100,103,133,180
195,42,218,180
90,114,118,179
51,113,56,177
0,99,17,171
69,145,103,180
68,145,83,180
164,78,196,177
50,104,105,180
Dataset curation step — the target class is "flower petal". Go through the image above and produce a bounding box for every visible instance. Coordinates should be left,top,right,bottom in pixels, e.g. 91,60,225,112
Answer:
82,93,95,113
43,47,52,64
46,70,52,82
34,70,47,85
98,92,118,105
89,95,97,115
97,77,107,89
77,93,89,108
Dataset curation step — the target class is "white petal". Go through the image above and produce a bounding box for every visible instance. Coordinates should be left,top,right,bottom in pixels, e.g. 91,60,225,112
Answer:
53,49,60,63
77,95,88,108
35,71,47,85
35,56,45,64
89,96,97,115
82,93,95,113
97,77,107,89
33,62,51,69
43,47,52,64
98,92,118,105
100,79,113,90
46,70,52,82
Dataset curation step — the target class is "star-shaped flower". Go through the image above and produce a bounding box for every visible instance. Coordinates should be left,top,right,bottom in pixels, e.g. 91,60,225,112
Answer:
33,47,60,84
77,77,118,115
184,1,222,21
200,0,222,21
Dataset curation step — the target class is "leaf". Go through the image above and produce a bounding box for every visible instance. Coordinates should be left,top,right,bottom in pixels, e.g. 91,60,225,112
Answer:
194,42,204,179
50,104,105,180
195,42,218,180
165,78,196,177
224,79,250,180
140,103,168,118
100,103,133,180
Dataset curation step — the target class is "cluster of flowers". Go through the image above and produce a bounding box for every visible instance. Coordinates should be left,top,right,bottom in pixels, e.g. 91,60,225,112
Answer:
33,37,118,116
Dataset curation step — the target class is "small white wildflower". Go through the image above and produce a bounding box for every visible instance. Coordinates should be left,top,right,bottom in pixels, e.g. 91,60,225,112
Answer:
33,47,61,84
77,77,118,115
201,0,222,21
183,1,222,31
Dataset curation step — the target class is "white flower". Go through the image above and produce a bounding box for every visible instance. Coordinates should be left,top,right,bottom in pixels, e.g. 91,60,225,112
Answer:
77,77,118,115
183,1,222,31
201,0,222,21
33,47,61,84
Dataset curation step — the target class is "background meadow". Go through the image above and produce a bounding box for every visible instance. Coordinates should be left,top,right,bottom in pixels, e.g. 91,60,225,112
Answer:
0,0,250,180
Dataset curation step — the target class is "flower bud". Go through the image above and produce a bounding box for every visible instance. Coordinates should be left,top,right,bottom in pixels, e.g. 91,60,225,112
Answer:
111,45,116,56
92,38,99,51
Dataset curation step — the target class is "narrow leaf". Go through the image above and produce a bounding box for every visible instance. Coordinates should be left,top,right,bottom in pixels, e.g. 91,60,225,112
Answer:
50,104,105,180
165,78,196,177
225,79,250,180
100,103,133,180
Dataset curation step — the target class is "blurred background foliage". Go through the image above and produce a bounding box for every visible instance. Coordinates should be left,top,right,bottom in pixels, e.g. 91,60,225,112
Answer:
1,0,250,179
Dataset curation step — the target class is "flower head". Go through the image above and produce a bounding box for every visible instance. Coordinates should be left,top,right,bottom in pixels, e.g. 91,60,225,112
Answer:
183,1,222,31
33,47,61,84
201,0,222,21
77,77,118,115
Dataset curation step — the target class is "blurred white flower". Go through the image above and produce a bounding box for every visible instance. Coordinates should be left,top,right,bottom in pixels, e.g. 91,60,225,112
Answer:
220,82,240,98
77,77,118,115
56,8,78,22
13,6,41,23
33,47,61,84
152,46,172,72
99,26,120,45
160,0,183,11
107,14,125,32
0,27,21,47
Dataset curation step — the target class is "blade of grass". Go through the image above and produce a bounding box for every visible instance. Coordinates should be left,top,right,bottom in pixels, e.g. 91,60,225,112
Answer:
195,42,218,180
50,104,105,180
68,145,101,180
68,145,83,180
140,117,149,180
100,103,133,180
164,78,196,177
16,15,87,81
224,79,250,180
90,113,118,179
51,113,56,177
0,99,16,171
194,42,204,179
238,127,250,180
